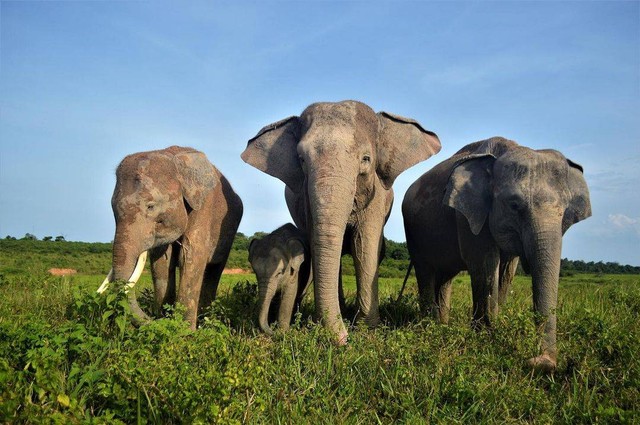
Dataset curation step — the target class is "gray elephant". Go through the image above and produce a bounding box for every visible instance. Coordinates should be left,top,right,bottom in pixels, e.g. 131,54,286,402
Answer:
402,137,591,372
102,146,243,330
241,100,441,343
249,223,312,334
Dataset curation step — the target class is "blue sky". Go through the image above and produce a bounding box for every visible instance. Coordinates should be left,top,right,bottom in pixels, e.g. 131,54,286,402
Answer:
1,1,638,265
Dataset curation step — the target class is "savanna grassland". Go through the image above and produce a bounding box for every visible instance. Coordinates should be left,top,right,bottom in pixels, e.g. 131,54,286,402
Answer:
0,239,638,423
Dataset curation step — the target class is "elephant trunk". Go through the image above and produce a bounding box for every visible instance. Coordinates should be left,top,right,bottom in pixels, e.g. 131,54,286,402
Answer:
258,280,277,335
277,279,299,332
112,230,153,325
309,175,354,344
524,222,563,372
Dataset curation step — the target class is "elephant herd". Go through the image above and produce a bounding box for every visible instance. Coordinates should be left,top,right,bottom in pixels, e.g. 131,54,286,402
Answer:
99,100,591,373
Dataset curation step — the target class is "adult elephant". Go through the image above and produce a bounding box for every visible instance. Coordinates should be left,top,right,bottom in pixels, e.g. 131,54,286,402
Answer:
402,137,591,372
241,100,441,343
100,146,243,330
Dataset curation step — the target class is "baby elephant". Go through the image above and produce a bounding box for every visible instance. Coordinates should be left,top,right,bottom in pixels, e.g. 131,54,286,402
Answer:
249,224,312,335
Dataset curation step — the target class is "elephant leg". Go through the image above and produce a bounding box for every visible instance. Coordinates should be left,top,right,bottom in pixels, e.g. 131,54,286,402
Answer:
498,253,518,309
458,216,500,328
177,238,209,330
200,261,224,313
338,261,346,313
352,223,385,327
413,261,435,317
150,244,178,315
433,272,456,324
277,283,297,331
467,256,499,329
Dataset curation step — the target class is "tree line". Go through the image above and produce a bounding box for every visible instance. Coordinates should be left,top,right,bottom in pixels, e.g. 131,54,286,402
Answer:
4,233,639,276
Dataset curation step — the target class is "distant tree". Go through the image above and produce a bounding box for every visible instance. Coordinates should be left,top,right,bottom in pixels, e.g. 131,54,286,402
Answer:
4,235,16,240
232,232,250,251
43,236,53,241
22,233,37,241
55,235,66,242
251,231,268,240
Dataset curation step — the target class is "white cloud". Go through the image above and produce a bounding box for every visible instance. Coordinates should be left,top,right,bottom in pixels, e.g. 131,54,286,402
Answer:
608,214,640,235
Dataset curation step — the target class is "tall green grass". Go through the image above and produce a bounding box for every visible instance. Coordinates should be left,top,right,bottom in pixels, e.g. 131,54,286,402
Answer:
0,244,638,423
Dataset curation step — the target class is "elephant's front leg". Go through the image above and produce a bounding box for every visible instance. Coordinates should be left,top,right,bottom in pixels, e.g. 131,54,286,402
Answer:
457,215,500,328
498,253,518,308
351,218,385,327
177,236,209,330
150,243,178,316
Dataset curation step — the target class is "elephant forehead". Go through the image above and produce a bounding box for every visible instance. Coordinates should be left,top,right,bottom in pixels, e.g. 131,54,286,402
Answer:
252,254,284,275
495,155,568,187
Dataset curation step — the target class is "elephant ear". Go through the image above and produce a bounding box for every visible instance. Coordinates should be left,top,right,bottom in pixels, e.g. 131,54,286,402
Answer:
286,238,306,275
376,112,441,189
172,148,220,211
562,159,592,233
443,154,496,235
241,116,305,192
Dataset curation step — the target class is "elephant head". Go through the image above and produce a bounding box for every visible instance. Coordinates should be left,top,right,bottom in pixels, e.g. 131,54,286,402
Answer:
107,146,219,322
249,224,310,335
444,137,591,370
242,100,441,342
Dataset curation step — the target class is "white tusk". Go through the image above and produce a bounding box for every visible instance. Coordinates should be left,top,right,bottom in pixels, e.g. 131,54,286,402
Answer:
97,269,114,294
97,251,148,294
124,251,148,293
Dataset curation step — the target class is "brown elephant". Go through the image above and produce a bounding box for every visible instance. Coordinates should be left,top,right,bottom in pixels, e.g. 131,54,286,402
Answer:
402,137,591,372
101,146,243,330
241,100,441,343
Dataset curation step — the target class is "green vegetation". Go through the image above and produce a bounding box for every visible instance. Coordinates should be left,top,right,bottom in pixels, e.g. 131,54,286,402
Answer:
0,239,639,423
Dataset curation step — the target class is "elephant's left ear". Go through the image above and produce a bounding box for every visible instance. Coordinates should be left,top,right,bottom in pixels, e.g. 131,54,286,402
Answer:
376,112,441,189
173,151,220,211
563,159,592,233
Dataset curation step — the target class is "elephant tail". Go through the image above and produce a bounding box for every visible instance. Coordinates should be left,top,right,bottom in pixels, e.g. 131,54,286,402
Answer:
396,260,414,303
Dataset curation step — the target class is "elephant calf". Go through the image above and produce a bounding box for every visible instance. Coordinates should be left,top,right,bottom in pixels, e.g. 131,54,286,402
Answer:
402,137,591,372
249,224,312,334
101,146,243,330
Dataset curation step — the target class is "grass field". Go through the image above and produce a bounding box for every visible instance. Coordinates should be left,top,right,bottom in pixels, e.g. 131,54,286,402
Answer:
0,241,638,423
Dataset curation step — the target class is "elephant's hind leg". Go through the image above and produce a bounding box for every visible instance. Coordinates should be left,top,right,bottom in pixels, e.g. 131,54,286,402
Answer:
413,261,436,318
434,272,456,324
200,261,225,312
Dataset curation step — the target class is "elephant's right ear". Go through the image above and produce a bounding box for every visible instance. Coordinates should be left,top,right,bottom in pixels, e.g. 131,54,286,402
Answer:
241,116,305,192
443,154,496,235
286,238,306,275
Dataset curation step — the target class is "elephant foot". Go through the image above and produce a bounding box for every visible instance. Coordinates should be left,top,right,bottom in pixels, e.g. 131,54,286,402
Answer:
527,353,557,374
334,331,348,346
130,312,152,327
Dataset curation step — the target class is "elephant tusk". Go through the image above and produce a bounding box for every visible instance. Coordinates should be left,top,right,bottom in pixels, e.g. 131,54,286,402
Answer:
96,251,148,294
97,269,114,294
124,251,147,292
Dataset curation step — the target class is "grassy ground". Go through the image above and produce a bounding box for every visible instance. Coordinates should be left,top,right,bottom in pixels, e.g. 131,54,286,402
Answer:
0,243,638,423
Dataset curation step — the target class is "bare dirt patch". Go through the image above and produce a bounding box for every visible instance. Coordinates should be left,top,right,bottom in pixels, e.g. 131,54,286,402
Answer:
48,268,78,276
223,268,250,275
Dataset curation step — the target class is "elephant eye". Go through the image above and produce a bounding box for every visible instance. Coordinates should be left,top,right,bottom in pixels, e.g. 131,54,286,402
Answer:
362,154,371,163
147,203,155,212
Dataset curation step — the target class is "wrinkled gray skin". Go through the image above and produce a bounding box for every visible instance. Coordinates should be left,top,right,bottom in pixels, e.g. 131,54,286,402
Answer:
242,100,441,343
249,224,312,335
110,146,243,330
402,137,591,372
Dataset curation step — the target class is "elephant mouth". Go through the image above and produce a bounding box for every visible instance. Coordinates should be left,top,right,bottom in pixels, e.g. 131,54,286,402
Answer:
97,251,148,293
